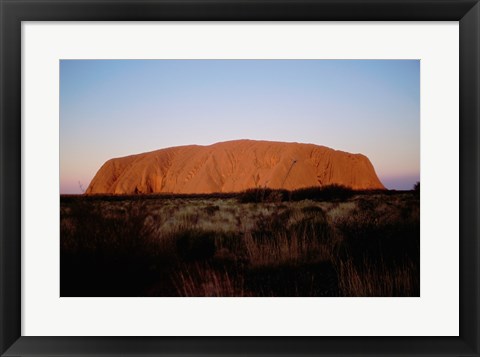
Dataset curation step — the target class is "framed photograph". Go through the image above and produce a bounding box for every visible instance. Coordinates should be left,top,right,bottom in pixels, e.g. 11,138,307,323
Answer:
1,0,479,356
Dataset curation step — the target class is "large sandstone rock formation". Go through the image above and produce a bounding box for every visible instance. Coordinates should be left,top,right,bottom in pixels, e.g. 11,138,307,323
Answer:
86,140,385,194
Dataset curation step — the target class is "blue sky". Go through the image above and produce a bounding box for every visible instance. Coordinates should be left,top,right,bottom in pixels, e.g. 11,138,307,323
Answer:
60,59,420,193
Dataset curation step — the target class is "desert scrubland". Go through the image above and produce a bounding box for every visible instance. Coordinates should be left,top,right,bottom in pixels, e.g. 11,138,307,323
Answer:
60,186,419,297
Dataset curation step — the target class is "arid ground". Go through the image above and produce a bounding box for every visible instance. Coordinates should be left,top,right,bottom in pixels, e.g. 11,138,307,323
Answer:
60,186,419,297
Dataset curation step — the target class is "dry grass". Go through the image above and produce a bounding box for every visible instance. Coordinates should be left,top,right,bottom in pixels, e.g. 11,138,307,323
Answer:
173,263,250,297
61,191,420,297
336,259,419,296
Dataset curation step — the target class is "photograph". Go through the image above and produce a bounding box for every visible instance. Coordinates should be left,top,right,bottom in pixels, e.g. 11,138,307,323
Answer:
60,59,420,297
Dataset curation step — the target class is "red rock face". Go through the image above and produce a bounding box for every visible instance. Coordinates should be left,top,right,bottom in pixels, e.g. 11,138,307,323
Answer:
85,140,385,194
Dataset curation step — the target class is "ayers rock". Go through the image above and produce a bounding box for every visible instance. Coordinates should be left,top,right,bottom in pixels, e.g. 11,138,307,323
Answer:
86,140,385,195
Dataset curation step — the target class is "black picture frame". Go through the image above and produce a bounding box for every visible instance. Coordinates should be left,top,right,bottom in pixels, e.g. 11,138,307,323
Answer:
1,0,479,356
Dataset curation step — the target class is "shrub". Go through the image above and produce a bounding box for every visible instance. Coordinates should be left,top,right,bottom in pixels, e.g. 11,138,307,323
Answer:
203,205,220,216
60,201,167,296
290,219,330,242
175,229,216,261
291,184,354,202
251,209,292,239
357,198,376,212
413,182,420,197
413,181,420,191
239,185,354,203
239,188,289,203
336,211,420,268
301,205,325,215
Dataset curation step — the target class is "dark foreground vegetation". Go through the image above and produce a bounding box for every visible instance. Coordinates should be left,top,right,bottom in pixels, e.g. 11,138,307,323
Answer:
61,186,420,297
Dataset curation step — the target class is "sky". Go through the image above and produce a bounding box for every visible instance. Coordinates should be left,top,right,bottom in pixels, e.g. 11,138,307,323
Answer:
60,59,420,194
